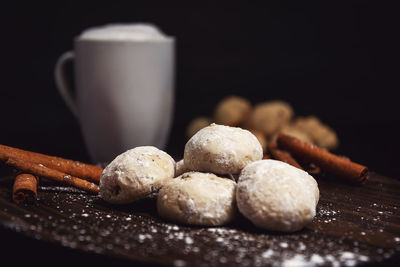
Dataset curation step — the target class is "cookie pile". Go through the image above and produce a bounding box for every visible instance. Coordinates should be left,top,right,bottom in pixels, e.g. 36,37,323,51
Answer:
186,96,338,153
99,123,319,232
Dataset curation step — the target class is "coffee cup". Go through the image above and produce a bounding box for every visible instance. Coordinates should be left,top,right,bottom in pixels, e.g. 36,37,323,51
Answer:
55,24,175,163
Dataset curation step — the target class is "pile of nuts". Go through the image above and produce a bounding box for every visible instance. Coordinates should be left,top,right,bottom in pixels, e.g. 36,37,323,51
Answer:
186,96,338,153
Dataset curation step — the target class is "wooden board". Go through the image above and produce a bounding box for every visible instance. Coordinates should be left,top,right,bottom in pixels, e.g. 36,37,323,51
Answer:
1,172,400,266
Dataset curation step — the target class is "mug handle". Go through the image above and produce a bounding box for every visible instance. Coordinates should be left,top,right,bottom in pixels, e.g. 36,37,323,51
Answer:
54,51,79,119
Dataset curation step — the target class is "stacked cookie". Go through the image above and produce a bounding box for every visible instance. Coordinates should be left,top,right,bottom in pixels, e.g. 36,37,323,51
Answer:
99,124,319,232
187,96,339,153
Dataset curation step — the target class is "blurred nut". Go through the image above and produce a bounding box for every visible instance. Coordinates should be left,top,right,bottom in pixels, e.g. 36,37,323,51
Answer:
292,116,321,134
293,116,338,150
214,96,252,126
312,125,339,150
248,101,294,138
280,125,313,144
186,117,212,139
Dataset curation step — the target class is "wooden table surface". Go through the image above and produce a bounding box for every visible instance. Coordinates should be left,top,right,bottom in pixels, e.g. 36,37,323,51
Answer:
1,171,399,266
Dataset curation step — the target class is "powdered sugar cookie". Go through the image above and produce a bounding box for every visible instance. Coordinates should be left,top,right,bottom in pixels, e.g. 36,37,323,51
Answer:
157,172,237,226
236,159,319,232
100,146,175,204
184,124,263,175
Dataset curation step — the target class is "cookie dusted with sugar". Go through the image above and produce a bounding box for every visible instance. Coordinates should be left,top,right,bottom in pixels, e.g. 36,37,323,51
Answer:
157,172,237,226
184,123,263,175
99,146,175,204
236,159,319,232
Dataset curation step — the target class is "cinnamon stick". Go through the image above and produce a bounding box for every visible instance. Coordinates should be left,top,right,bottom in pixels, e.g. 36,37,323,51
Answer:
277,133,368,183
267,141,303,170
5,157,99,194
262,154,271,160
12,172,39,204
0,144,102,183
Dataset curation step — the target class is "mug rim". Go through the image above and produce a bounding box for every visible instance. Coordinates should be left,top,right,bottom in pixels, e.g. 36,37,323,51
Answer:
74,36,175,43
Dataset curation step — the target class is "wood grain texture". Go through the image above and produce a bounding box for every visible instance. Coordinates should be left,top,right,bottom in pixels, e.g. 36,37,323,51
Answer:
0,172,399,266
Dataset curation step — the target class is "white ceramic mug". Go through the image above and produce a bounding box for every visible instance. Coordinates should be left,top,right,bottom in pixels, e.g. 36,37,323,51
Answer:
55,24,175,163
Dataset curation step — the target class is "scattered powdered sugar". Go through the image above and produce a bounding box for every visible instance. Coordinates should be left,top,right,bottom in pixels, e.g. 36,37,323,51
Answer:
269,251,371,267
39,185,87,193
173,259,186,267
1,174,397,267
137,233,152,243
184,236,194,245
282,254,308,267
298,242,306,251
216,237,224,243
261,249,274,258
280,242,289,248
310,254,324,265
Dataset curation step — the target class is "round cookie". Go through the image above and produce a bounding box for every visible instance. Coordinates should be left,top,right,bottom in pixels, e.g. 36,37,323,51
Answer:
157,172,237,226
100,146,175,204
236,159,319,232
184,123,263,175
214,96,252,126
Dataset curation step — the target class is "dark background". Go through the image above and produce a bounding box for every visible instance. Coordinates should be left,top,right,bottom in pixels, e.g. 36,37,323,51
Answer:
1,3,400,266
1,3,399,179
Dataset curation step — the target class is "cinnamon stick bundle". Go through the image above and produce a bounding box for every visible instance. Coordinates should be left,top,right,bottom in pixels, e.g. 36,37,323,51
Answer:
12,172,38,204
5,157,99,194
0,144,103,183
277,133,368,183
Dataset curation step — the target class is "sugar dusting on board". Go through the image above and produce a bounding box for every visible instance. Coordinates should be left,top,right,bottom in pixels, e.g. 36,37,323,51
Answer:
2,191,397,266
1,175,400,266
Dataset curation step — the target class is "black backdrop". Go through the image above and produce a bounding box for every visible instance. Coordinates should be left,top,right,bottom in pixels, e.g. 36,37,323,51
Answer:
1,3,400,266
2,3,399,178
